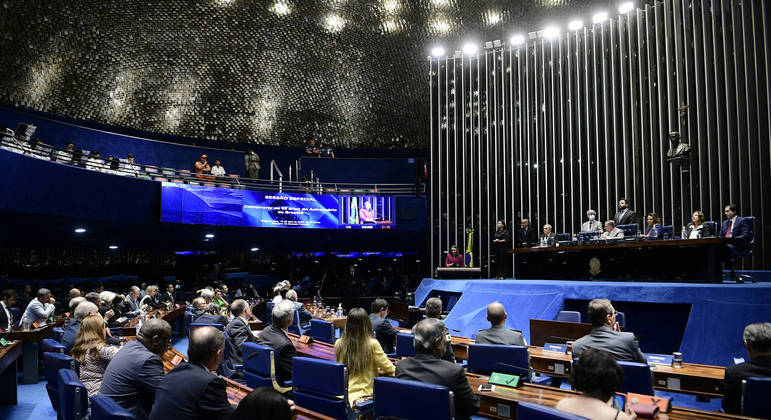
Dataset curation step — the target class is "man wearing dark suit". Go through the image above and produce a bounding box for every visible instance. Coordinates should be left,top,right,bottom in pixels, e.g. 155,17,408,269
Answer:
225,299,258,365
285,289,312,329
99,318,171,420
425,297,456,363
475,302,526,346
191,297,207,319
722,203,754,254
613,197,637,226
161,284,176,306
572,299,646,363
538,224,557,246
62,301,99,352
195,303,228,327
0,289,18,331
515,218,538,248
723,322,771,414
150,326,233,420
369,298,398,354
396,318,480,419
256,300,296,384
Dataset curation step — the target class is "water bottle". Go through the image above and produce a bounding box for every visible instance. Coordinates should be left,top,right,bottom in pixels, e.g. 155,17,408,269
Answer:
681,227,687,239
336,303,343,317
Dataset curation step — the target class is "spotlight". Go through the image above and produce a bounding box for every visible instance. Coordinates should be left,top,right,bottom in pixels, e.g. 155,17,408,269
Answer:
619,2,635,14
568,20,583,31
205,233,215,238
74,228,86,233
250,247,259,252
431,46,445,57
109,245,118,250
593,11,609,23
543,26,560,39
462,43,478,55
510,34,525,45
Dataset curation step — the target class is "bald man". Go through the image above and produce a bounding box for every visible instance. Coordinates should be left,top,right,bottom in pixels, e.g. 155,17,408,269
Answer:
474,302,526,346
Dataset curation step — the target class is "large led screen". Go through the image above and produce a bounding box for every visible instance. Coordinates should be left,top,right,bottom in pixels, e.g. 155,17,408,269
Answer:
160,182,395,229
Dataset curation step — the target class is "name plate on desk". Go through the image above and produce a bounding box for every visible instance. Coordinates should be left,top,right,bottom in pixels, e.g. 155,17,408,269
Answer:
543,343,568,353
171,355,183,366
645,353,673,366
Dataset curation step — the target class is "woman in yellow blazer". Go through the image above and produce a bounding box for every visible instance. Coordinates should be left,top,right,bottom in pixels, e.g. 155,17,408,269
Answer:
334,307,395,405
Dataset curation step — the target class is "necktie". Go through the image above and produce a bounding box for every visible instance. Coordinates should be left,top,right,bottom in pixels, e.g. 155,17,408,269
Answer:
589,221,592,230
725,221,733,238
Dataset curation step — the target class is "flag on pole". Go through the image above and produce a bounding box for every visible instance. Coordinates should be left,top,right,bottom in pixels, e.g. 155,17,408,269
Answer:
465,227,474,267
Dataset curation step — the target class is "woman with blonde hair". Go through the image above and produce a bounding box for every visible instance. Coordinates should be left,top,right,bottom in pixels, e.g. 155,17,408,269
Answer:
69,314,119,396
334,308,395,406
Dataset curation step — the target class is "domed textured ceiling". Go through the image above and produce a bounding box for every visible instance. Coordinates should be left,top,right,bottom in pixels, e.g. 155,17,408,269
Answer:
0,0,618,148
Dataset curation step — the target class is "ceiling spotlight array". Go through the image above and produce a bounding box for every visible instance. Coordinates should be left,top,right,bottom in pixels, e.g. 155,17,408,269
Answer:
430,2,636,57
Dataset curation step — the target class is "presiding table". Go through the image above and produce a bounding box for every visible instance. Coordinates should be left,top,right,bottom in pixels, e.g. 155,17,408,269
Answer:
509,238,741,282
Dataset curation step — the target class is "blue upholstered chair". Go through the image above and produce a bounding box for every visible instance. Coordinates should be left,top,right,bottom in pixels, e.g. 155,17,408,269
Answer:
221,330,242,373
577,231,599,242
41,338,66,354
517,401,589,420
661,225,674,239
288,310,305,336
241,342,291,393
44,352,79,414
90,395,136,420
310,319,335,344
743,377,771,418
704,221,718,237
184,311,194,336
266,301,275,326
187,322,224,331
617,224,638,238
396,332,416,358
556,233,571,242
53,326,65,342
9,308,20,326
556,311,581,323
374,377,454,420
292,357,372,420
58,369,88,420
617,361,653,395
727,216,756,283
467,343,529,376
615,311,626,329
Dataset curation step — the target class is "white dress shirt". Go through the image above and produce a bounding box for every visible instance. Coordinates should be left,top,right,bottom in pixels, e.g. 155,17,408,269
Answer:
21,299,55,324
1,301,12,327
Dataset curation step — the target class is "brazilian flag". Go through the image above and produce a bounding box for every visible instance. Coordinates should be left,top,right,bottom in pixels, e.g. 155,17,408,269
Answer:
465,227,474,267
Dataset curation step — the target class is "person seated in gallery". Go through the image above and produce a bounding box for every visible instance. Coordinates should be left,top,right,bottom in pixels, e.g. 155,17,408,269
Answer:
600,220,624,240
474,302,526,346
445,244,464,267
572,299,646,363
555,348,636,420
580,210,603,234
722,322,771,414
684,210,714,239
210,159,226,177
642,212,662,239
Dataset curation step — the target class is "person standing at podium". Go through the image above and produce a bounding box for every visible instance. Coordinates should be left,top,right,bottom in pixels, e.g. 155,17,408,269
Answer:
492,220,510,279
445,244,464,267
515,218,538,247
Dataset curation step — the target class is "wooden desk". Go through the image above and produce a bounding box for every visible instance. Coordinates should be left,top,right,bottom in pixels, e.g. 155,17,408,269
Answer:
388,301,424,328
651,363,724,398
0,322,55,384
303,304,347,329
509,238,740,282
288,333,337,361
0,341,22,405
466,375,753,420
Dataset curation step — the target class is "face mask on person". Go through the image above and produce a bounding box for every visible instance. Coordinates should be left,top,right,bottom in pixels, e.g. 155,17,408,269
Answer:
588,215,596,221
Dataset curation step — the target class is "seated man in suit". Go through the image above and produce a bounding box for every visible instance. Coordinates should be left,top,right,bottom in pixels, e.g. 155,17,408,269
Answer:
475,302,526,346
396,318,480,419
600,220,624,240
20,287,56,325
581,209,604,233
515,218,538,248
722,322,771,414
722,203,754,253
190,297,207,319
425,297,455,363
285,289,312,329
62,296,85,329
99,318,171,420
256,300,296,385
225,299,258,365
0,289,18,331
122,286,143,317
150,326,234,420
369,298,398,354
62,301,99,352
572,299,646,363
195,303,228,326
539,224,557,246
